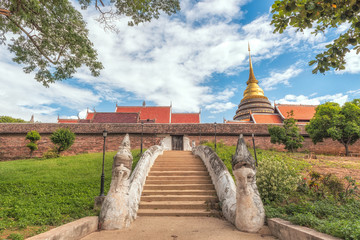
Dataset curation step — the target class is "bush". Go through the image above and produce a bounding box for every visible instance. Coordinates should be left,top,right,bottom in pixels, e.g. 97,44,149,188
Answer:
256,155,300,203
42,147,60,159
26,142,38,151
7,233,24,240
50,128,75,154
25,130,41,157
26,131,41,142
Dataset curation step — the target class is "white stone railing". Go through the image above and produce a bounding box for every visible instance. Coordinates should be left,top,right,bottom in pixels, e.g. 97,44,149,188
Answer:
192,145,236,225
128,145,164,220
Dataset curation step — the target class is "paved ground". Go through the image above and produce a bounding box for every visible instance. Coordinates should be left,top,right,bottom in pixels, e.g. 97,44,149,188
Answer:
82,217,276,240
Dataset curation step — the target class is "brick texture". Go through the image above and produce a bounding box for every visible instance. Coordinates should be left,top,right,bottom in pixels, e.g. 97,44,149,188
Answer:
0,123,357,160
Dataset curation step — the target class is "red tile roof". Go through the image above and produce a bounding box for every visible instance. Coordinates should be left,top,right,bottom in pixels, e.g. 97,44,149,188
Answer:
58,119,78,123
116,106,170,123
276,104,316,121
252,114,283,124
225,119,253,124
86,112,94,120
92,112,139,123
171,113,200,123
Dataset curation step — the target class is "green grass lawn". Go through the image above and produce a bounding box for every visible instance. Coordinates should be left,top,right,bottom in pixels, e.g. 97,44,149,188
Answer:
0,149,142,239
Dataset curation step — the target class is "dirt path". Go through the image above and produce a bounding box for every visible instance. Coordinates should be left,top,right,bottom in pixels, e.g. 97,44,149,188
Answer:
81,217,275,240
292,153,360,183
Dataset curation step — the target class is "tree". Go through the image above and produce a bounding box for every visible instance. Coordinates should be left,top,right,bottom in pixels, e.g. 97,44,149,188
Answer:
306,100,360,156
26,130,41,157
50,128,75,154
0,116,27,123
271,0,360,74
0,0,180,86
268,111,304,152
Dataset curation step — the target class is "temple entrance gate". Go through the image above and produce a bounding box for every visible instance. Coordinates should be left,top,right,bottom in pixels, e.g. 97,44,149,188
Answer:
171,135,184,150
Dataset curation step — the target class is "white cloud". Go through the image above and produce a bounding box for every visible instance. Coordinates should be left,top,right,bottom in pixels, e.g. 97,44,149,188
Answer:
184,0,247,22
261,63,303,90
205,102,237,113
0,1,331,121
342,50,360,74
0,47,100,122
277,93,348,106
215,88,237,101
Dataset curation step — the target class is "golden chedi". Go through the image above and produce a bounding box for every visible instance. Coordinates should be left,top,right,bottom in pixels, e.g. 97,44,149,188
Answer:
233,44,274,121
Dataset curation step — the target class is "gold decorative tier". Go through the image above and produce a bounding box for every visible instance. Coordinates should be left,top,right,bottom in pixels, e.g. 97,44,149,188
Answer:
233,43,274,121
243,43,265,99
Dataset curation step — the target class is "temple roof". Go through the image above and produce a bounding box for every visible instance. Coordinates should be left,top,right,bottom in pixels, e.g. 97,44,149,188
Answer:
115,106,171,123
275,104,316,121
92,112,139,123
171,113,200,123
57,119,78,123
252,113,283,124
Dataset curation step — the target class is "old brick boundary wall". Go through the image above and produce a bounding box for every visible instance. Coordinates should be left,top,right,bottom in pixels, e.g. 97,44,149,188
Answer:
0,123,357,160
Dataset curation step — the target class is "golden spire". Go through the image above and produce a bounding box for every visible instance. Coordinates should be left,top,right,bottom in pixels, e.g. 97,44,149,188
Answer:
242,42,265,99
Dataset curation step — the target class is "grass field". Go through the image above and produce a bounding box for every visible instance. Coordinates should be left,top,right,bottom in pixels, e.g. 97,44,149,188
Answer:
0,150,142,239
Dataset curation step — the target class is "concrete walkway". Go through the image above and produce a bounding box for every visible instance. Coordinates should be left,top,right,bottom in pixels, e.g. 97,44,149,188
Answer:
81,217,276,240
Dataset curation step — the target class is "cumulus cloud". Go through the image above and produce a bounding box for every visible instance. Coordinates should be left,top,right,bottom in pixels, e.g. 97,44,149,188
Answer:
205,102,237,113
277,93,348,106
0,0,331,121
0,47,100,122
342,50,360,74
261,63,303,90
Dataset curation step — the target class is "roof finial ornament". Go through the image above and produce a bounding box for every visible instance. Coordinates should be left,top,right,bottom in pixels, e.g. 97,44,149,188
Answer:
142,101,146,107
248,42,256,84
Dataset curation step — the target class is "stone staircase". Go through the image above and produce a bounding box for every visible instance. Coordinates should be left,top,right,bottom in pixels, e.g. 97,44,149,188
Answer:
137,151,220,217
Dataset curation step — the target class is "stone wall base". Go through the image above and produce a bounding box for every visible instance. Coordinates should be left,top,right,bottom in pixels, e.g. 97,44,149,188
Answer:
26,216,98,240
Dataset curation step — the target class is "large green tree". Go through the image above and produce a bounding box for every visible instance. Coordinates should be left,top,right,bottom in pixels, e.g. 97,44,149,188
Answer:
0,116,27,123
306,100,360,156
0,0,180,86
268,111,304,152
271,0,360,74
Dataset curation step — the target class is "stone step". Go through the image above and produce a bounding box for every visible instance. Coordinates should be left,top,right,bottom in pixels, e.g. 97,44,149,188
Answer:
149,171,209,176
162,151,192,155
142,190,217,196
137,209,220,217
152,163,206,169
151,167,207,171
146,176,211,181
139,201,209,209
154,161,204,164
146,180,212,185
141,195,218,202
158,155,200,159
144,184,215,190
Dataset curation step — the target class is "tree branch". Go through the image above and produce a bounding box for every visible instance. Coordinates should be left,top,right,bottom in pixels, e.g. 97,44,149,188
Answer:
6,15,58,65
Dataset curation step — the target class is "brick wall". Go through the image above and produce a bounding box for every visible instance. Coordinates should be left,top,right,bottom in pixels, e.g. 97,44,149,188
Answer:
0,123,356,160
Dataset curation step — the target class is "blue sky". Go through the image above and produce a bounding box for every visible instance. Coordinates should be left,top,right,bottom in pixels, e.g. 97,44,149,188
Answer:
1,0,360,123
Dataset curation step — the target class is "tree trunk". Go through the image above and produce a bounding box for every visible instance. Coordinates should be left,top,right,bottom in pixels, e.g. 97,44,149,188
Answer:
344,144,349,156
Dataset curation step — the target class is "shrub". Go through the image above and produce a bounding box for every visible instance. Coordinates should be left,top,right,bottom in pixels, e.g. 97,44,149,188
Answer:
42,147,60,159
26,142,38,151
256,155,300,203
268,111,304,152
50,128,75,154
7,233,24,240
25,130,41,157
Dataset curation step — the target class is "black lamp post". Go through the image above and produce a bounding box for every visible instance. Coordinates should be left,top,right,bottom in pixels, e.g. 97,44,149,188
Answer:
214,122,217,152
99,130,107,197
140,122,144,154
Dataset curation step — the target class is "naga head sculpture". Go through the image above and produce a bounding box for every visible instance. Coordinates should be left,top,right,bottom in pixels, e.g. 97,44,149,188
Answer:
232,134,256,170
113,134,133,170
118,134,131,151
